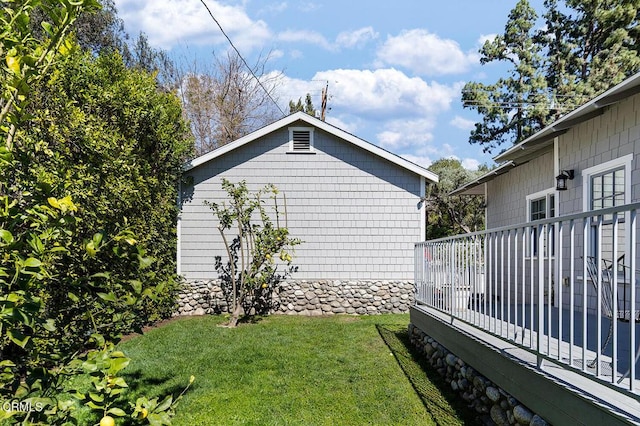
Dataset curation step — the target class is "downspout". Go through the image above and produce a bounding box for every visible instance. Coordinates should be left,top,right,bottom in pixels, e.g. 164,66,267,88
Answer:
420,176,426,241
553,136,559,307
483,182,488,229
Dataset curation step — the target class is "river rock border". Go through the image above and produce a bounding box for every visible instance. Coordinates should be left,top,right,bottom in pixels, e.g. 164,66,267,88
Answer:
176,279,414,316
408,323,550,426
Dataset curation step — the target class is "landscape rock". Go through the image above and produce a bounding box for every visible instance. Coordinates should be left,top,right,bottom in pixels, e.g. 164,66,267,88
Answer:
175,279,415,316
407,323,550,426
514,405,533,424
530,415,548,426
490,405,509,426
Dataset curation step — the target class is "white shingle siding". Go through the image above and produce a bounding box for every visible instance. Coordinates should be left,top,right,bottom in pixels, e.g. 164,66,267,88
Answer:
486,150,555,229
179,126,423,281
557,94,640,214
486,93,640,228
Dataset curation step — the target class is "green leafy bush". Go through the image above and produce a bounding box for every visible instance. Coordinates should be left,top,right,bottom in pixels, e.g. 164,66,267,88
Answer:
0,1,194,424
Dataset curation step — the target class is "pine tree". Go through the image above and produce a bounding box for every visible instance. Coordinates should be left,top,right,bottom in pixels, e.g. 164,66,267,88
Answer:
289,93,317,116
464,0,640,153
462,0,549,152
539,0,640,118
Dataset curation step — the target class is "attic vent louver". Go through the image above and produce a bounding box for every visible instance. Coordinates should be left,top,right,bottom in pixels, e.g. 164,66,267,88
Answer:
292,130,311,151
288,126,314,153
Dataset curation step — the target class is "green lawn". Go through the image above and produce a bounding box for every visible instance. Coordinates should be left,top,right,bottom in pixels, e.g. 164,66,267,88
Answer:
118,314,475,425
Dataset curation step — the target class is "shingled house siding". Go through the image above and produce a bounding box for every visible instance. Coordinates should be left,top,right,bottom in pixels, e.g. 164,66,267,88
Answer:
486,150,555,229
179,125,423,281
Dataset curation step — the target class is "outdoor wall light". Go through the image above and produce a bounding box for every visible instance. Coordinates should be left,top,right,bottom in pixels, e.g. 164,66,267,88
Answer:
555,169,575,191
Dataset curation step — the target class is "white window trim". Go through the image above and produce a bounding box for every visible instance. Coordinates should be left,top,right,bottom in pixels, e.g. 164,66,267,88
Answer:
288,126,315,153
526,188,555,220
526,188,555,259
582,153,633,259
582,153,633,211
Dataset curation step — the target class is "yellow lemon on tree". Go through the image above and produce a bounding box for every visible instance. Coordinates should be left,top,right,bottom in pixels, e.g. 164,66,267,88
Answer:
100,416,116,426
5,56,20,75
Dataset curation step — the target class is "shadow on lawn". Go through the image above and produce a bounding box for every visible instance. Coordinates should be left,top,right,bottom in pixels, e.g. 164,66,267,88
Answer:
123,369,194,403
376,325,479,426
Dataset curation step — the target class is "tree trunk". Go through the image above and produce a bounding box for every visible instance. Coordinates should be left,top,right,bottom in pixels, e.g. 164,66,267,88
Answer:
228,300,243,327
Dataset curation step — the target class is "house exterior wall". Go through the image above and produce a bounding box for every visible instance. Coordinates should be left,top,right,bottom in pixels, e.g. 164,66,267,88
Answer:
485,93,640,227
179,123,423,282
556,93,640,214
554,93,640,313
481,93,640,311
486,150,555,229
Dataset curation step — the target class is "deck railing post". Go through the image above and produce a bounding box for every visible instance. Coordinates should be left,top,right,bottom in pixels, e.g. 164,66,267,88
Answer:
450,240,455,318
537,223,545,368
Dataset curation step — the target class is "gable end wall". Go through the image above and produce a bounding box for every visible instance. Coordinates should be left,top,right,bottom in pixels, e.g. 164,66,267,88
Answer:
179,126,423,281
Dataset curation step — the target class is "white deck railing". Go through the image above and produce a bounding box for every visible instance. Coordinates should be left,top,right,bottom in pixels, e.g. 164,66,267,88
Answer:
415,202,640,396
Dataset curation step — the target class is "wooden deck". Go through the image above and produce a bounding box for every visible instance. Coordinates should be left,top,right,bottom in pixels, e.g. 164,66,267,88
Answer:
455,302,640,381
410,304,640,425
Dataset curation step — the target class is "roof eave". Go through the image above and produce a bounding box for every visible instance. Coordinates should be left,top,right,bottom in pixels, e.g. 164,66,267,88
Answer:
495,72,640,163
182,111,439,183
449,161,516,196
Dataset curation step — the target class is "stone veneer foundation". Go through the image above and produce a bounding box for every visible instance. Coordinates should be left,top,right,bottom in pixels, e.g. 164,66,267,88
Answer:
408,323,550,426
176,279,414,316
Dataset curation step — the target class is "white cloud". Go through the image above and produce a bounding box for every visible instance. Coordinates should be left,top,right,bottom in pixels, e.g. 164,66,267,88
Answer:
478,33,497,46
376,118,436,151
277,27,377,52
289,49,304,59
277,76,326,112
399,154,433,169
336,27,379,49
325,116,355,134
277,30,335,51
258,2,288,15
312,68,458,119
113,0,271,50
278,69,461,162
376,29,477,76
298,2,321,12
462,158,481,170
278,68,463,166
432,154,481,171
269,49,285,60
450,116,476,131
423,143,455,159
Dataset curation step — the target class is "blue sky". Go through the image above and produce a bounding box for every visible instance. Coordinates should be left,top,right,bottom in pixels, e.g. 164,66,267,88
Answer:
112,0,546,170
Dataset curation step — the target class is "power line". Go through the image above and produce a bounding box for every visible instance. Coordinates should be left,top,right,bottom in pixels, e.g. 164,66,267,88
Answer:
198,0,286,117
460,89,592,101
462,99,586,111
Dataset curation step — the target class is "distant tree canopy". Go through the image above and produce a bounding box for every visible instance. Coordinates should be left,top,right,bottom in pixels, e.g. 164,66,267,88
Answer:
289,93,317,116
463,0,640,153
36,0,280,157
425,159,487,239
180,50,284,157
